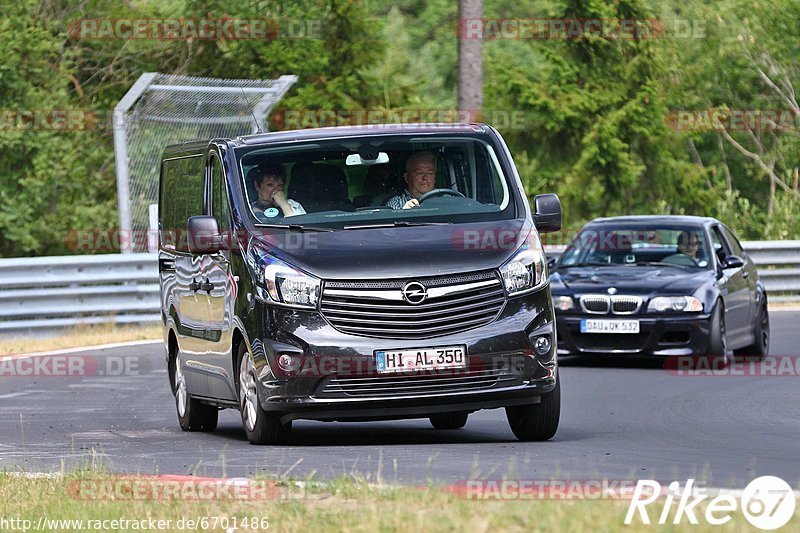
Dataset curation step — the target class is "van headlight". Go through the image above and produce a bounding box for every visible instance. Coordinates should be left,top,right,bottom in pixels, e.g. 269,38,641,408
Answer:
249,248,320,308
500,234,547,296
647,296,703,313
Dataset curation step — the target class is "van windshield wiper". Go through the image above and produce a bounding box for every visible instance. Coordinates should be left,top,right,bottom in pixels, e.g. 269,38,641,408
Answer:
343,221,453,230
254,223,334,232
559,261,613,267
633,261,689,267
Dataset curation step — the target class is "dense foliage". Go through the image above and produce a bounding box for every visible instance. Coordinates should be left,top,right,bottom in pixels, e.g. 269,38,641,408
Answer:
0,0,797,256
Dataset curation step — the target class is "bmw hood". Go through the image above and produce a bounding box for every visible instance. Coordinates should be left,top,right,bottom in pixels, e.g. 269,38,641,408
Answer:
550,265,714,296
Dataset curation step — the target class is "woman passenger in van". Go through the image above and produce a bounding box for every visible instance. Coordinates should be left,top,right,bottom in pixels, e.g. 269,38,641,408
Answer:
248,164,306,218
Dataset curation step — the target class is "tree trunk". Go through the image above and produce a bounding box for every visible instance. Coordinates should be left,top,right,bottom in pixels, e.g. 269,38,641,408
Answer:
458,0,483,119
768,172,776,217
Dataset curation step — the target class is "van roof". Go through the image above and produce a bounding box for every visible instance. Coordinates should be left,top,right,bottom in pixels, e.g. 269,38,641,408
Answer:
162,123,489,157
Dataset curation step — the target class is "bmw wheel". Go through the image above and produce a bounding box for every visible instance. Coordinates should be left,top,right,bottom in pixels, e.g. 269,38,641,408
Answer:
708,301,731,366
737,302,769,359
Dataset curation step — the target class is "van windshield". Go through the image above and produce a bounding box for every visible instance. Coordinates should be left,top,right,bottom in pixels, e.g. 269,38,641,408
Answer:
235,135,516,228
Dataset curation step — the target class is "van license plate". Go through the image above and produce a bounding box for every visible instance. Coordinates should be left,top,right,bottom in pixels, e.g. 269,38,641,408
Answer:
581,319,640,334
376,346,467,373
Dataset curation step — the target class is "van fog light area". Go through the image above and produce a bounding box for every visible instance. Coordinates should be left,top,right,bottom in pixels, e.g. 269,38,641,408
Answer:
533,336,552,356
277,353,301,372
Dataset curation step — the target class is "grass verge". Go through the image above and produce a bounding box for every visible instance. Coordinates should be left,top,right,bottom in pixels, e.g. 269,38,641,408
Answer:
1,470,795,532
0,323,161,356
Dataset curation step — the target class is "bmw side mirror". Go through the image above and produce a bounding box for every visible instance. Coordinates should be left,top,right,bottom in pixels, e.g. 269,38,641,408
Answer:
532,193,562,233
722,255,744,269
547,256,557,269
187,215,221,254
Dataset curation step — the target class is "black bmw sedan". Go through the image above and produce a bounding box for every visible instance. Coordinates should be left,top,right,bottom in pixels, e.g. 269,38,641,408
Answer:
549,216,769,359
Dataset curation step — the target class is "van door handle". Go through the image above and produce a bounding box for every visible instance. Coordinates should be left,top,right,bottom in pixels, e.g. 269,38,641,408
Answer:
159,258,175,272
189,278,202,291
200,279,215,292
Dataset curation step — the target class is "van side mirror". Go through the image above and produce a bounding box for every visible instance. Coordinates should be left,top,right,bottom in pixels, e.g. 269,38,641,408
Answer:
722,255,744,269
532,194,562,233
187,216,221,254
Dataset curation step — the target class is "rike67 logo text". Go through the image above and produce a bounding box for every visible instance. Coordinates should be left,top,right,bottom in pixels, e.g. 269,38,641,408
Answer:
625,477,796,530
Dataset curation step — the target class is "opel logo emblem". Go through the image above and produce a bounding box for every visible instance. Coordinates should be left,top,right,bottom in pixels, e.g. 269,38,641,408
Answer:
608,287,618,295
402,281,428,304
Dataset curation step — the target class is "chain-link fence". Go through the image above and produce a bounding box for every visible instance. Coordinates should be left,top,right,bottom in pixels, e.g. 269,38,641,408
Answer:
114,73,297,252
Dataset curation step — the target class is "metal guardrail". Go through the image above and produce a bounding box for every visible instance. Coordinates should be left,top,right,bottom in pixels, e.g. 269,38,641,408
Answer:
0,241,797,335
0,254,159,335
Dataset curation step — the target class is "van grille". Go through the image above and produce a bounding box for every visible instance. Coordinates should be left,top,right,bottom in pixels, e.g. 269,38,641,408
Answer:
320,271,506,339
316,367,521,398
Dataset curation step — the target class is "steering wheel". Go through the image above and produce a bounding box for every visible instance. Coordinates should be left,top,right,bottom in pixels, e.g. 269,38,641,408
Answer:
417,188,465,204
662,253,698,267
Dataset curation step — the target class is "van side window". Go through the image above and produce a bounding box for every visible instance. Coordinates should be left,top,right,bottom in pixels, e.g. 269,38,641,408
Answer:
161,155,204,252
210,155,231,232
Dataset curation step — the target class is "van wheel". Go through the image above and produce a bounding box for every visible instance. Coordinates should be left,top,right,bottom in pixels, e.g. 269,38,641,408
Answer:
237,343,292,445
736,302,769,360
708,301,731,366
173,355,218,432
505,377,560,441
429,412,469,430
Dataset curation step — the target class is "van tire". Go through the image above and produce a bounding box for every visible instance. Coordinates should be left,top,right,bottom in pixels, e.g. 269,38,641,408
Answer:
173,353,218,432
429,412,469,430
505,377,560,441
237,342,292,445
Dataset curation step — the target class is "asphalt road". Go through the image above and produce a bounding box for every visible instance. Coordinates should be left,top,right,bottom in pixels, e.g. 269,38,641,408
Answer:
1,310,798,489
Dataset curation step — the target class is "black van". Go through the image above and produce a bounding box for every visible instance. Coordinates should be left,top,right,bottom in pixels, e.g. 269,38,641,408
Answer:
158,123,562,444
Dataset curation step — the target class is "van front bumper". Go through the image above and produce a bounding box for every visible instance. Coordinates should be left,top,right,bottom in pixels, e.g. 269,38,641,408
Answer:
250,291,557,422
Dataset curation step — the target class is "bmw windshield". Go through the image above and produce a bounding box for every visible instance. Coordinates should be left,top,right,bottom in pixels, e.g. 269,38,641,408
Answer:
557,224,714,270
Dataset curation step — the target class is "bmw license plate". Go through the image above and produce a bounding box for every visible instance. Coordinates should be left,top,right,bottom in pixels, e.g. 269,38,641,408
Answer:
581,319,640,334
375,345,467,373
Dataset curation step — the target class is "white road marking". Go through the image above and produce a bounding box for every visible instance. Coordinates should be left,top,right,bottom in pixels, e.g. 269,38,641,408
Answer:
3,339,161,359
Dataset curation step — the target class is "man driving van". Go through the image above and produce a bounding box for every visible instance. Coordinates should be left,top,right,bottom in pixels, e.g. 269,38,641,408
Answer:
249,163,306,218
386,151,437,209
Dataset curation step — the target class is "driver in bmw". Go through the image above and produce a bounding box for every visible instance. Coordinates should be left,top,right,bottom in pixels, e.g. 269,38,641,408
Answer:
386,151,437,209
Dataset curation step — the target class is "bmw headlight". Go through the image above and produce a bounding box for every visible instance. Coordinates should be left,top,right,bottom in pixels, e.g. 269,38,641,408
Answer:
248,247,320,308
553,295,575,311
500,232,547,296
647,296,703,313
